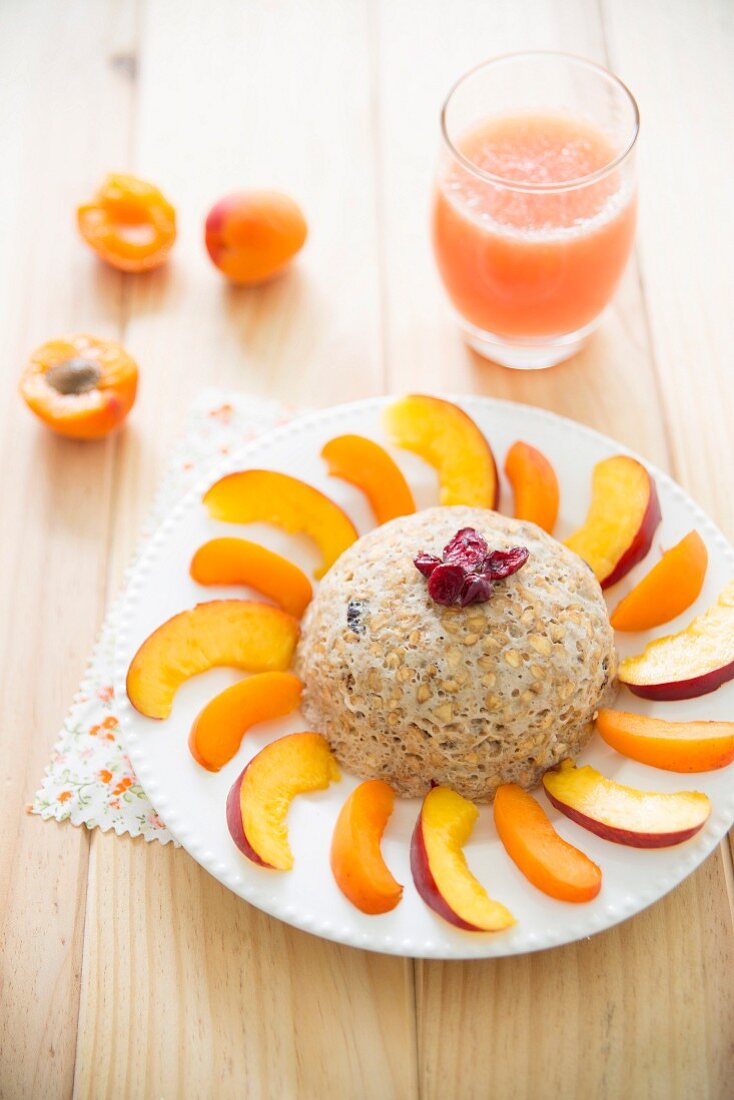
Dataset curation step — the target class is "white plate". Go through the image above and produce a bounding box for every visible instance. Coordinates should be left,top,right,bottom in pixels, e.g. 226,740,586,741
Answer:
114,396,734,959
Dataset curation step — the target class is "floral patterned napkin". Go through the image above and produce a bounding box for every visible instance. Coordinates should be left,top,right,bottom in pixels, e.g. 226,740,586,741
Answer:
32,389,296,844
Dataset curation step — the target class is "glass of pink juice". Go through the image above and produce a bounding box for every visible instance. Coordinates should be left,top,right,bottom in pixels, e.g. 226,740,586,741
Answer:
433,52,639,369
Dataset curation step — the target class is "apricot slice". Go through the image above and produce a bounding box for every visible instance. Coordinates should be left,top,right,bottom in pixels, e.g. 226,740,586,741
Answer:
226,732,340,869
321,435,416,526
189,671,303,772
203,470,358,580
330,780,403,915
564,455,661,588
596,708,734,773
190,538,312,618
610,530,708,631
77,173,176,272
205,191,307,285
126,600,299,720
494,784,601,902
411,786,514,932
384,395,499,509
618,579,734,700
543,760,711,847
19,334,138,440
504,441,560,534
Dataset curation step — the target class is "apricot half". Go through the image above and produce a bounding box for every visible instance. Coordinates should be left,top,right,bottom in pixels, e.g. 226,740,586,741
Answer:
610,530,708,632
190,537,313,618
321,434,416,526
618,579,734,700
203,470,358,580
564,455,661,588
410,786,514,932
384,395,499,509
205,191,307,285
504,441,560,534
494,784,601,902
78,173,176,272
189,671,303,772
19,334,138,440
330,780,403,914
596,708,734,773
226,732,340,869
126,600,299,720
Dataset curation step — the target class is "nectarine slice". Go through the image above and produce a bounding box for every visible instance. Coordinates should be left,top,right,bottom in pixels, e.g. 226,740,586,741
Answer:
226,732,340,869
321,434,415,526
126,600,299,720
504,441,560,534
203,470,358,580
610,530,708,632
411,787,514,932
189,671,303,772
542,760,711,847
384,395,499,509
330,780,403,915
494,784,601,903
564,455,661,588
596,708,734,773
190,537,312,618
618,579,734,700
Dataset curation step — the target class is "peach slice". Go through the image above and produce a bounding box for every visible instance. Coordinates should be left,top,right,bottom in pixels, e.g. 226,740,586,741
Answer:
384,395,499,509
542,760,711,848
619,579,734,700
189,671,303,772
410,786,514,932
190,537,313,618
564,455,661,588
126,600,299,720
610,530,708,632
321,434,416,526
494,784,601,902
504,441,560,534
596,708,734,773
330,780,403,914
226,732,340,869
203,470,358,580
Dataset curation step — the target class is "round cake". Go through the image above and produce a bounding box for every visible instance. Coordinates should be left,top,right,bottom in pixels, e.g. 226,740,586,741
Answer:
296,506,617,801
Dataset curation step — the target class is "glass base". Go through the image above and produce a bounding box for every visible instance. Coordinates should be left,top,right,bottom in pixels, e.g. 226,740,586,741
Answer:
460,315,602,370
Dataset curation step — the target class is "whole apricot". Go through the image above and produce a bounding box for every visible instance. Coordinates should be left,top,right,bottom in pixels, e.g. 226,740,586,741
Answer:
205,191,307,285
78,173,176,272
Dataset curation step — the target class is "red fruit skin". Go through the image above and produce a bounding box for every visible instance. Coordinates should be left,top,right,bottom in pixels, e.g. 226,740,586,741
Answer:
225,764,274,868
427,562,466,605
624,657,734,701
543,786,707,848
485,546,529,579
410,817,483,931
414,552,441,577
443,528,489,569
601,480,662,589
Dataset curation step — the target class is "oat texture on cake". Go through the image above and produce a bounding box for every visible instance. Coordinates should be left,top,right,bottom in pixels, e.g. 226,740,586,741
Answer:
296,506,617,801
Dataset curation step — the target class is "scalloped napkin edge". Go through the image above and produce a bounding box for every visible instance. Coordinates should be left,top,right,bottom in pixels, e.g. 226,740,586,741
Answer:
31,389,299,844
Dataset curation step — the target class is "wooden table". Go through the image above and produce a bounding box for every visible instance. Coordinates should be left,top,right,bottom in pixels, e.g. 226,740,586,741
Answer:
2,1,733,1097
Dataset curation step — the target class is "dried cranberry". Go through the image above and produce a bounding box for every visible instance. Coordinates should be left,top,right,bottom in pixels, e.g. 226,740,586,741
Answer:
485,546,529,579
443,527,489,569
427,562,466,605
459,572,493,606
414,551,442,577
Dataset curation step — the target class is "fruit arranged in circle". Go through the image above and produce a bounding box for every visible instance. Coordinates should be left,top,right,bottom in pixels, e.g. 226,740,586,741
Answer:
410,786,514,932
564,455,661,588
618,579,734,700
126,600,299,720
19,334,138,440
190,537,313,618
384,395,499,509
226,732,340,869
203,470,358,580
610,530,708,632
503,441,560,534
493,784,601,902
321,434,415,525
596,708,734,773
542,760,711,847
77,173,176,272
205,191,307,285
189,671,303,772
330,780,403,915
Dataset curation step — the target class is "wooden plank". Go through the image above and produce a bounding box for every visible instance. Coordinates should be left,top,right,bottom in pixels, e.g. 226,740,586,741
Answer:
74,2,417,1097
0,2,136,1097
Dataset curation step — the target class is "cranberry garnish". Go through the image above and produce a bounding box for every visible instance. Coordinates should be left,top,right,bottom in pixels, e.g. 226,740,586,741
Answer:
415,526,529,607
414,552,442,578
427,562,466,605
485,546,530,579
442,527,489,569
459,573,493,606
